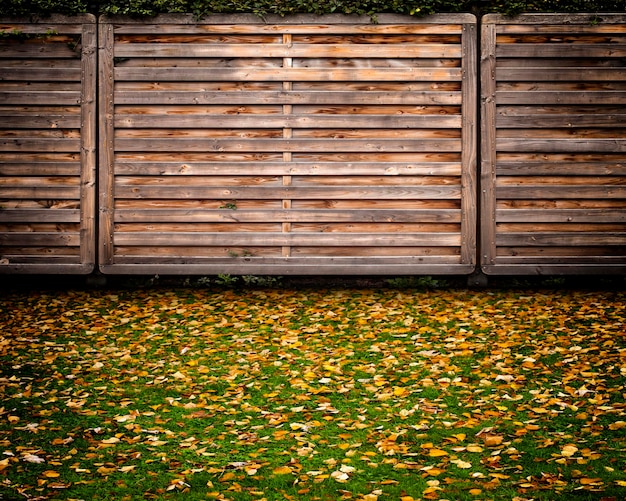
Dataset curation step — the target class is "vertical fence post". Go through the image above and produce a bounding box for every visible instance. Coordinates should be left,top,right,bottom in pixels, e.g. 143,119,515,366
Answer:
98,20,115,269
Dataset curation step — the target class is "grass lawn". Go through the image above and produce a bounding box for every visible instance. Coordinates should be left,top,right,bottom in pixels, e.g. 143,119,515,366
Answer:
1,278,625,500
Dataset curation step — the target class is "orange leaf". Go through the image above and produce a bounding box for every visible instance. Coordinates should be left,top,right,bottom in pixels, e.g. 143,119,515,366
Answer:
561,445,578,457
428,448,448,457
272,466,293,475
482,435,503,447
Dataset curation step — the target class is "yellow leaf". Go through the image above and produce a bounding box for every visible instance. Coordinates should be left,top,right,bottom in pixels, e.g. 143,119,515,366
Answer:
467,445,484,453
482,435,504,447
561,445,578,457
423,486,441,494
451,459,472,469
393,387,409,397
362,495,379,501
220,471,236,482
42,470,60,478
579,477,602,485
428,448,448,457
608,421,626,430
96,466,116,475
422,467,444,476
272,466,293,475
469,488,482,495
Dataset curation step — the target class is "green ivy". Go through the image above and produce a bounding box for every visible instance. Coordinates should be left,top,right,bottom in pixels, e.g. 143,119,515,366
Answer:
0,0,620,20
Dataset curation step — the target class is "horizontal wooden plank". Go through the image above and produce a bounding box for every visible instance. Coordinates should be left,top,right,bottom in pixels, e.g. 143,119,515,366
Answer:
114,221,459,233
0,176,82,187
112,244,460,257
495,138,626,153
495,245,626,257
485,13,626,29
496,114,626,128
482,263,626,276
0,209,80,223
104,13,473,30
0,138,81,152
0,263,94,274
496,44,626,58
114,138,462,152
115,161,462,176
114,90,462,105
114,208,461,223
0,91,81,105
0,67,81,81
115,43,462,59
114,114,462,129
0,115,82,129
496,222,625,232
496,185,626,199
113,231,462,247
496,209,626,223
496,67,626,83
0,187,80,199
495,175,626,186
496,155,626,170
0,44,81,59
113,185,461,200
115,67,462,82
100,261,475,276
490,256,626,266
0,232,81,246
496,91,626,105
0,162,81,176
496,232,626,246
291,174,460,186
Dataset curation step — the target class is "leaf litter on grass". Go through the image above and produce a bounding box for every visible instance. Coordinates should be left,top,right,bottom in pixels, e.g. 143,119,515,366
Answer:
0,286,625,500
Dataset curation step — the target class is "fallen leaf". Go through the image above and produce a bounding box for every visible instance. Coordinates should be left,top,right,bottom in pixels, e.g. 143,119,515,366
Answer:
272,466,293,475
23,454,45,464
428,448,448,457
451,459,472,469
331,470,350,483
561,445,578,457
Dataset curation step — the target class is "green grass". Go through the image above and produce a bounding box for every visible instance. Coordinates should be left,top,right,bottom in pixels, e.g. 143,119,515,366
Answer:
1,285,626,500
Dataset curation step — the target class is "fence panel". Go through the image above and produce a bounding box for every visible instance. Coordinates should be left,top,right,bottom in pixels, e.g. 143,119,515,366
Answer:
481,14,626,275
0,15,96,274
99,14,477,275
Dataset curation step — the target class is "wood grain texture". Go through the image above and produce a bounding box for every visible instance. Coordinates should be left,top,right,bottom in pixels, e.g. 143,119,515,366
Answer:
480,14,626,275
0,15,97,274
99,14,478,274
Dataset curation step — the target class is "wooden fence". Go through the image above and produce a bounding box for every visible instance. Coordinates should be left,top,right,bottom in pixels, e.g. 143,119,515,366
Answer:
0,15,97,274
2,14,625,277
98,14,478,275
481,14,626,275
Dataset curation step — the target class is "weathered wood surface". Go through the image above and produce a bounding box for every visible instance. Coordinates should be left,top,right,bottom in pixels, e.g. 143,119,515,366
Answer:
99,14,477,275
0,15,96,274
481,14,626,275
